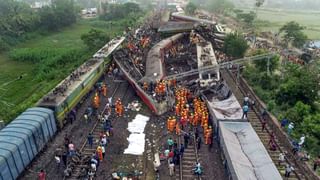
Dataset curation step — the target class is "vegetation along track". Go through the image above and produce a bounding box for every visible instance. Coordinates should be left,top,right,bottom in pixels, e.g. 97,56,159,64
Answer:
221,68,307,180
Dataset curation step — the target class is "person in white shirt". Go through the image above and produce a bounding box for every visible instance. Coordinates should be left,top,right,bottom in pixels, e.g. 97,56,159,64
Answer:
169,161,174,176
299,135,305,146
278,153,285,166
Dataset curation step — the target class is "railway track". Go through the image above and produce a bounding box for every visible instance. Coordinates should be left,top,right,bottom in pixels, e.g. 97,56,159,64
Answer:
175,127,204,180
221,69,305,180
67,81,130,180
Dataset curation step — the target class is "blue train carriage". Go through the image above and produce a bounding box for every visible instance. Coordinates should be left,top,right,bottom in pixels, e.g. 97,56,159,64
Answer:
0,107,57,180
36,58,107,128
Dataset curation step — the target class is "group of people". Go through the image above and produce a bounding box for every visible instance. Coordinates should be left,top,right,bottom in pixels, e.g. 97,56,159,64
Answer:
162,86,213,177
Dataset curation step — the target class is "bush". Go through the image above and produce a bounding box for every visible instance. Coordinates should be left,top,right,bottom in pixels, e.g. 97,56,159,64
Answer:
9,47,90,81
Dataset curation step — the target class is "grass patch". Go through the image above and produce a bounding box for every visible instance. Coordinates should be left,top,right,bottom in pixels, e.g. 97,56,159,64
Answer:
0,18,127,123
254,9,320,40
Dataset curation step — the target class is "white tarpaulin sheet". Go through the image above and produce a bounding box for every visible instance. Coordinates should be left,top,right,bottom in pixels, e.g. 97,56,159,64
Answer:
124,114,150,155
207,94,242,120
219,122,282,180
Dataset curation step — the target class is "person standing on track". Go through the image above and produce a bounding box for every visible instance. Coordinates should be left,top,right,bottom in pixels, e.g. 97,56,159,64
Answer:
184,133,190,149
284,164,294,178
167,137,174,150
197,136,202,150
38,169,46,180
278,152,285,166
169,161,175,176
87,133,93,148
179,143,185,158
241,104,249,119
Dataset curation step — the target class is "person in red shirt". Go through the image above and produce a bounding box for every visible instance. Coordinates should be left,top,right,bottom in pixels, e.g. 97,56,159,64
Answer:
168,151,174,166
38,169,46,180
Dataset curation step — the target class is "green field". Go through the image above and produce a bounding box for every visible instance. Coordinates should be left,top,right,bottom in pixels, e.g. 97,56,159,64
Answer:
0,19,124,123
254,9,320,40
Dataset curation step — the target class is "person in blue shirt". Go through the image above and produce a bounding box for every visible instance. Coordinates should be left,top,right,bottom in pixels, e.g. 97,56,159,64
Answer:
242,105,249,119
281,118,289,128
193,162,202,175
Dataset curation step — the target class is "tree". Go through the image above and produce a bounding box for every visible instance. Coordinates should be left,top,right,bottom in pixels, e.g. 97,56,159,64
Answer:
223,33,249,58
185,2,197,15
255,0,265,16
236,11,256,25
39,0,77,31
280,21,308,48
275,64,319,106
81,29,110,50
252,49,279,74
100,2,141,20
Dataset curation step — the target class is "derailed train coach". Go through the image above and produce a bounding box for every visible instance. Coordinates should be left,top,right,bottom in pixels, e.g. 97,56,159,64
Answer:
0,107,56,180
203,89,282,180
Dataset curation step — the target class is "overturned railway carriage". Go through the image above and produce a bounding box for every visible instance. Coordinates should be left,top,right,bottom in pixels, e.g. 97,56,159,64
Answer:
115,33,185,115
0,108,56,180
37,37,125,128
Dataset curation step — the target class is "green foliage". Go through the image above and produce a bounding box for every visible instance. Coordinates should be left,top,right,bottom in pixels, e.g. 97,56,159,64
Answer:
223,33,249,58
185,2,197,15
280,21,308,48
255,0,265,8
243,51,320,158
205,0,234,13
284,101,311,125
236,11,256,25
0,0,78,51
9,47,90,81
252,49,280,73
100,2,142,21
39,0,77,31
275,64,319,106
0,0,39,49
81,29,110,50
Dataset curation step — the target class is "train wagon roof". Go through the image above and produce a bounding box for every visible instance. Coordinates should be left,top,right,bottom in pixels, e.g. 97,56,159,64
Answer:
37,58,104,106
158,22,195,33
141,33,184,83
37,37,125,107
219,121,282,180
196,38,218,70
172,13,217,25
207,93,243,120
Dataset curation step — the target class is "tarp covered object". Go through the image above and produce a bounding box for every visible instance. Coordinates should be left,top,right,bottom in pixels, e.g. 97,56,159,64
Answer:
124,114,150,155
207,94,242,120
219,122,281,180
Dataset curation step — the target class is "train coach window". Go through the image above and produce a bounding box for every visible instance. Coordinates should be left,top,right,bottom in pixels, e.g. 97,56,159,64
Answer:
201,73,209,79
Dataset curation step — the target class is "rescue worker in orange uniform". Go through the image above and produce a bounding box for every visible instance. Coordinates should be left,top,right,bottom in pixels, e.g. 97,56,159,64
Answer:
115,98,124,117
97,146,103,161
167,116,176,132
93,92,100,109
204,126,213,145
